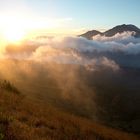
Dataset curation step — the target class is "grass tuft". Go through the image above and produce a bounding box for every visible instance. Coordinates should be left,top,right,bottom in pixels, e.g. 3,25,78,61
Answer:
0,80,20,94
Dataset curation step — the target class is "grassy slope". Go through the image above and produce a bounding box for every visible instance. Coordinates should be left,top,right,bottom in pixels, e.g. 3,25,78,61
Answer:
0,81,139,140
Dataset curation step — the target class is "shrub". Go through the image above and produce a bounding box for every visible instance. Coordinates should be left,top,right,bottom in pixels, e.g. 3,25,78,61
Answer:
0,80,20,94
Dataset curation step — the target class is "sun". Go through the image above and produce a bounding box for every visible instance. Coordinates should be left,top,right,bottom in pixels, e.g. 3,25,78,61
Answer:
3,28,25,43
0,13,28,43
0,12,59,43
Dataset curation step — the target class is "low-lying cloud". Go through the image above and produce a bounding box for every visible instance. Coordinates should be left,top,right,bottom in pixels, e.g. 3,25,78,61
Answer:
0,32,140,124
1,31,140,69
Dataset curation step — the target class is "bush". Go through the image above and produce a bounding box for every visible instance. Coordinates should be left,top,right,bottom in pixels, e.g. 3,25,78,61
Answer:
0,80,20,94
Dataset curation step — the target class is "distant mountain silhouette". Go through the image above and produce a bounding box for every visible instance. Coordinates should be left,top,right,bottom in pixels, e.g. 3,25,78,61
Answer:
79,30,103,40
104,24,140,37
79,24,140,39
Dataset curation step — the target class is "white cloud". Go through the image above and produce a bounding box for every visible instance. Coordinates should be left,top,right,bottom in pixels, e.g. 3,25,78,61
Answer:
2,31,140,69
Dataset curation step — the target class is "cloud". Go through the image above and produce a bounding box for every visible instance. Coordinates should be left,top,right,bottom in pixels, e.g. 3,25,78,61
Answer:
92,31,135,42
0,32,139,122
2,31,140,69
31,46,119,71
92,31,140,54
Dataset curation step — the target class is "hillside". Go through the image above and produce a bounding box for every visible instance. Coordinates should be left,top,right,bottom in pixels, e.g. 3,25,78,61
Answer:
0,79,140,140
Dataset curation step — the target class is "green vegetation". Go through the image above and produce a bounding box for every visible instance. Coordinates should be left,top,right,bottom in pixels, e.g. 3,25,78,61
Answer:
0,133,4,140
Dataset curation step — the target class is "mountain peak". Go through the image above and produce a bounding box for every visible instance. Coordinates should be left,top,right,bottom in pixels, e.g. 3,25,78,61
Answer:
79,30,102,40
79,24,140,39
104,24,140,37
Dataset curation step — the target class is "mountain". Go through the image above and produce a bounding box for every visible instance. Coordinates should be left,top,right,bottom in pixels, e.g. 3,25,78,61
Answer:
79,30,102,40
79,24,140,39
104,24,140,37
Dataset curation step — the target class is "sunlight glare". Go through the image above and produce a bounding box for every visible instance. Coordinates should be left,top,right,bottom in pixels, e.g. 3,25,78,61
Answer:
0,13,27,43
4,28,25,42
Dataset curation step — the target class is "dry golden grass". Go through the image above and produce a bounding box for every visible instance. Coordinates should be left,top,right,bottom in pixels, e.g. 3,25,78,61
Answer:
0,83,139,140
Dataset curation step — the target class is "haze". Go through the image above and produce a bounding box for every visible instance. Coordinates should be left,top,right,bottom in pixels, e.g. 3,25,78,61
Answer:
0,1,140,140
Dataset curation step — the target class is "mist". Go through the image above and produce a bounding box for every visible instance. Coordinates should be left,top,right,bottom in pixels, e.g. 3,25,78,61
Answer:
1,31,139,68
0,32,140,131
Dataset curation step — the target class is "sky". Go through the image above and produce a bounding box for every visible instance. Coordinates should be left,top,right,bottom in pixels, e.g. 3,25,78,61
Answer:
0,0,140,36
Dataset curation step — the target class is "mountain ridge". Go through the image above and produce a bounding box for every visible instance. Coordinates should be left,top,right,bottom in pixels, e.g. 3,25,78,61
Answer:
79,24,140,39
